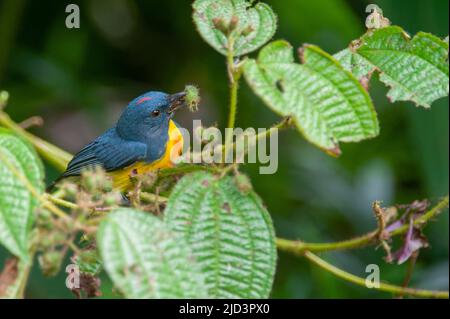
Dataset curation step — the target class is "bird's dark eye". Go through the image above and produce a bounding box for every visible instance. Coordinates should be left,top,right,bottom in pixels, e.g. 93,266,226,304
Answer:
151,110,160,117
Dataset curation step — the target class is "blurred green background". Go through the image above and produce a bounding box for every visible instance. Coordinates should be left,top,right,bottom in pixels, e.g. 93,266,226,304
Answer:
0,0,448,298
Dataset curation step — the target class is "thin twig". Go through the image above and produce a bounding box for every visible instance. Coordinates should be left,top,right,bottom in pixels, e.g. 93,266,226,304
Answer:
158,164,218,177
303,251,448,299
276,195,449,254
396,251,419,299
221,116,292,169
141,192,168,203
67,241,82,256
0,111,72,171
18,116,43,129
224,36,240,162
44,194,78,210
372,201,392,259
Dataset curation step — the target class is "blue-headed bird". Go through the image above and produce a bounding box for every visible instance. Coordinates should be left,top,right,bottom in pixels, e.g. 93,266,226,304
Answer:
51,91,185,193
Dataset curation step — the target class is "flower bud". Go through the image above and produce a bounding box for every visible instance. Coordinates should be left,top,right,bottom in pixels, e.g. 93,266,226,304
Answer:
185,85,200,112
212,17,229,34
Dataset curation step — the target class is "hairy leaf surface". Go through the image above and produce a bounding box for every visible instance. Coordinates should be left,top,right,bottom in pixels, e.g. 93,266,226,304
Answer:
335,26,449,108
0,129,44,261
98,208,207,298
244,40,379,155
193,0,277,56
165,172,276,298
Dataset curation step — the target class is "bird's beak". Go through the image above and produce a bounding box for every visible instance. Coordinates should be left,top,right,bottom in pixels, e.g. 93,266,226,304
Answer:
168,92,186,113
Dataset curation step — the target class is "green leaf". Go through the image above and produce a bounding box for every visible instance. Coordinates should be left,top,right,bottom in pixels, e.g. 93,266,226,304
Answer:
97,208,207,299
73,249,102,276
335,26,449,108
193,0,277,56
0,129,44,261
165,172,277,298
334,48,374,80
243,40,379,155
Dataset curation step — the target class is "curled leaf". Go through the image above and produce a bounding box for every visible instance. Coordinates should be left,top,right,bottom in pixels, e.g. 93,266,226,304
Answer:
389,216,429,264
384,199,431,264
365,4,391,30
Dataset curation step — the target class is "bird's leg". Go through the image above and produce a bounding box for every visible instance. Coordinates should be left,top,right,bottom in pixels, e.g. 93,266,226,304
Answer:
119,193,132,207
154,187,161,216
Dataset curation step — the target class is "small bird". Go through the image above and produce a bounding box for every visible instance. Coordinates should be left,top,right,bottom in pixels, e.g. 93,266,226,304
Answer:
51,91,186,193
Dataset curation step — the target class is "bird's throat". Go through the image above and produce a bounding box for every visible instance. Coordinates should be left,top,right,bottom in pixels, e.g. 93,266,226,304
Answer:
109,119,183,192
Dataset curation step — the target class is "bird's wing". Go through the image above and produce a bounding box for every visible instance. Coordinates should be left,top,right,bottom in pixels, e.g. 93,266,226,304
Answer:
62,134,147,177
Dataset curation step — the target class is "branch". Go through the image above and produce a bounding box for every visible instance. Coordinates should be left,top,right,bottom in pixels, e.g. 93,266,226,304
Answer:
0,110,72,171
157,164,218,177
44,193,78,210
254,116,292,141
276,195,449,254
140,192,168,203
396,251,419,299
220,116,292,168
224,36,240,158
303,251,448,299
226,67,239,134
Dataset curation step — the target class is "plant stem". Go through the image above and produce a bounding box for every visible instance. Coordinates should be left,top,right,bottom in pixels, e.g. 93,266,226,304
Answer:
277,234,376,253
15,259,32,299
303,251,448,299
0,111,72,171
276,195,449,254
158,164,218,177
0,257,33,298
67,241,82,255
220,116,292,168
224,37,240,158
140,192,168,203
390,196,449,236
226,74,239,134
255,116,292,141
397,252,419,299
44,194,78,210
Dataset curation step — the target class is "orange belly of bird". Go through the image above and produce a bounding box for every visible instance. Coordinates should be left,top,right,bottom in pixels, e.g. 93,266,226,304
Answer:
109,120,183,192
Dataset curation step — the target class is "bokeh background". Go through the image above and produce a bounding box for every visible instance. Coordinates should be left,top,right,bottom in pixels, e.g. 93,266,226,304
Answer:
0,0,448,298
